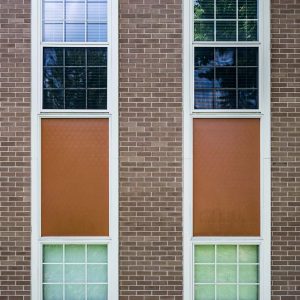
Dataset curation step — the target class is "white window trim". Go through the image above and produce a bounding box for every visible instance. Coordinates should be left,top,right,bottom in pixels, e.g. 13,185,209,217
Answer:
31,0,119,299
183,0,271,299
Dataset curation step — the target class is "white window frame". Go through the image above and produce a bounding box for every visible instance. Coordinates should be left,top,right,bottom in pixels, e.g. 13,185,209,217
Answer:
31,0,119,298
183,0,271,299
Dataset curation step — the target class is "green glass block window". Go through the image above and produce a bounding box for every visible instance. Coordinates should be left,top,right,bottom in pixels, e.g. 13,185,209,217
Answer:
194,0,258,41
43,244,108,300
194,245,259,300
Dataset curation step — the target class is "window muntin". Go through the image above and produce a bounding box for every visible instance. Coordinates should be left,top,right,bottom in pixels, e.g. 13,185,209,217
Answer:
42,244,108,299
43,47,107,109
43,0,108,42
194,245,259,300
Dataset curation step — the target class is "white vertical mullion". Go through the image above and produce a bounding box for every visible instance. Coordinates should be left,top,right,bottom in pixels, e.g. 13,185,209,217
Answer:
214,245,217,299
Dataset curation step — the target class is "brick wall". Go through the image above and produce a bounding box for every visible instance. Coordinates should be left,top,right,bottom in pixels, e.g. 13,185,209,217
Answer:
271,0,300,299
0,0,31,299
119,0,183,298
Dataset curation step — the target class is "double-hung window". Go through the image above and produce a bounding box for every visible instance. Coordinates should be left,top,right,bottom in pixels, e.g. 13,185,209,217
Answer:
32,0,118,299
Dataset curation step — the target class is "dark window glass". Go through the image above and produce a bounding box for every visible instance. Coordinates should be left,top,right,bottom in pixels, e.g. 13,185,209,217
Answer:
216,0,236,19
43,47,107,110
238,0,257,19
194,0,214,19
194,21,214,41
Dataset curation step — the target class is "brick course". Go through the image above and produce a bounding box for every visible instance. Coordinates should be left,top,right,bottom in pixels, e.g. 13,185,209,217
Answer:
271,0,300,299
0,0,31,298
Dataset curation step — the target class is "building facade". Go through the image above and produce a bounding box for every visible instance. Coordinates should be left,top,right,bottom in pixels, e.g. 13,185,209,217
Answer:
0,0,299,299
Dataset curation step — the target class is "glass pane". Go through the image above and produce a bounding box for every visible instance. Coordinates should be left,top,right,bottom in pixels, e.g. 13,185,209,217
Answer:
195,245,215,263
238,89,258,109
215,48,236,66
194,21,214,41
87,245,108,263
239,245,259,263
217,265,237,283
65,245,86,263
215,68,236,89
194,285,215,300
43,284,63,300
43,48,64,67
43,89,64,109
43,23,63,42
87,23,107,42
216,0,236,19
87,264,108,283
239,0,257,19
66,2,85,22
239,265,259,283
43,264,63,283
87,89,107,109
65,48,86,66
194,0,214,19
239,21,258,41
87,284,108,300
88,2,107,22
43,67,64,89
65,23,85,42
239,285,259,300
65,90,86,109
65,67,86,88
238,48,258,66
65,264,85,283
216,21,236,41
195,48,214,67
216,285,237,300
44,2,63,21
43,245,63,263
194,264,215,283
195,89,214,109
87,48,107,66
215,90,236,108
217,245,237,263
195,68,214,89
65,284,85,300
87,67,107,88
238,67,258,88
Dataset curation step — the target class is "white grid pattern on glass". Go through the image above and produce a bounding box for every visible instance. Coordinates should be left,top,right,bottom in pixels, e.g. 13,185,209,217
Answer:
42,244,108,300
194,244,259,300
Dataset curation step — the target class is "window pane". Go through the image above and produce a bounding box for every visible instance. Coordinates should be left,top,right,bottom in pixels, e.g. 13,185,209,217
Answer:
239,285,259,300
43,89,64,109
65,67,86,88
87,89,107,109
215,68,236,88
216,265,237,283
65,245,85,263
216,21,236,41
194,21,214,41
43,284,63,300
216,285,237,300
65,23,85,42
195,245,215,263
43,48,64,67
43,23,63,42
43,67,64,89
87,285,108,300
87,245,108,263
43,245,63,263
195,89,214,109
195,68,214,89
195,285,215,300
238,48,258,66
216,0,236,19
87,48,107,66
215,48,236,66
66,2,85,22
43,2,63,21
194,0,214,19
87,23,108,42
195,264,215,283
239,21,258,41
65,90,86,109
195,48,214,67
65,48,86,66
238,67,258,88
238,89,258,109
215,89,236,109
239,0,257,19
239,265,259,283
216,245,237,263
65,284,85,300
43,264,63,283
239,246,259,263
87,264,108,283
88,1,107,22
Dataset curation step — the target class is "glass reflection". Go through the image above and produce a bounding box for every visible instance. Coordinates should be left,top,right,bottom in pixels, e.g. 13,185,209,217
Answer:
215,48,236,66
194,0,214,19
215,90,236,109
194,68,214,89
238,90,258,109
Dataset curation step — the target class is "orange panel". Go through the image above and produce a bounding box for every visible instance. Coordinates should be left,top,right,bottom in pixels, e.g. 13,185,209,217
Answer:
193,119,260,236
41,118,109,236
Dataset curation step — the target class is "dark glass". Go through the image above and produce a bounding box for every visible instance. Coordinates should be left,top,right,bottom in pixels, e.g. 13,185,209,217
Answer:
195,68,214,89
195,48,214,67
238,67,258,88
216,68,236,88
238,89,258,109
215,48,236,66
194,21,214,41
65,67,86,88
238,0,257,19
43,48,63,66
43,89,64,109
65,90,86,109
87,89,107,109
216,21,236,41
238,48,258,66
87,67,107,89
87,48,107,66
216,0,236,19
194,0,214,19
43,67,64,88
194,89,215,109
215,90,236,109
65,48,86,66
239,21,258,41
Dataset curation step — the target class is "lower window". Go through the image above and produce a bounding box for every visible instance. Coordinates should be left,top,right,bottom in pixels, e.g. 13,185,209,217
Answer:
194,244,259,300
42,244,108,300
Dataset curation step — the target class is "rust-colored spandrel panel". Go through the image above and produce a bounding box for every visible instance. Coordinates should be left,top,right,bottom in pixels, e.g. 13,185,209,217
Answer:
41,118,109,236
193,119,260,236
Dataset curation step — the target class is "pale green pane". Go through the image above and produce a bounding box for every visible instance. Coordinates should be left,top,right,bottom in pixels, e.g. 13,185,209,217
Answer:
87,245,107,263
217,245,237,263
43,284,63,300
239,285,259,300
65,245,85,263
65,264,85,283
195,245,215,263
239,265,259,283
195,264,215,283
87,264,108,283
216,284,237,300
217,265,237,283
43,264,63,283
65,284,85,300
43,245,63,263
239,246,259,263
87,284,108,300
194,285,215,300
